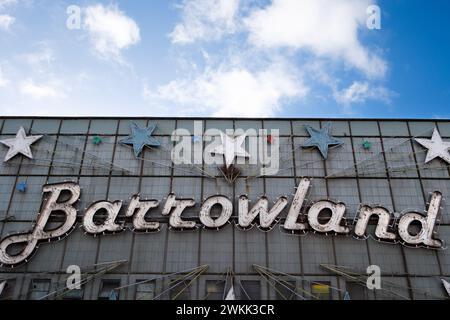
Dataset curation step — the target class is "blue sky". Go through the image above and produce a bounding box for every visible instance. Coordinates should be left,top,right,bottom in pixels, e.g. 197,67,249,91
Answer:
0,0,449,118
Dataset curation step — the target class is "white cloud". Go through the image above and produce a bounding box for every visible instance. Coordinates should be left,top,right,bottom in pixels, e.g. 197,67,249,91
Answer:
20,45,55,73
145,63,307,117
0,67,9,87
170,0,240,44
84,4,140,62
20,79,66,99
0,0,17,9
333,81,393,106
245,0,386,78
0,14,14,30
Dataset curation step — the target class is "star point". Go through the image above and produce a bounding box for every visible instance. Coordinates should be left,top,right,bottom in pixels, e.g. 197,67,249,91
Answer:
0,127,43,162
120,122,161,158
302,122,344,159
415,128,450,164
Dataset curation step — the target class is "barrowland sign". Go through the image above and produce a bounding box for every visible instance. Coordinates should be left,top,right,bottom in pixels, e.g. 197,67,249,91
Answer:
0,177,446,268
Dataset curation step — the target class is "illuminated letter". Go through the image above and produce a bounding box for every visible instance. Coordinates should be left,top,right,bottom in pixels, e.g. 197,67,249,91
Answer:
126,195,160,232
354,205,396,240
398,192,443,248
283,178,311,231
83,201,123,234
238,195,288,229
162,193,196,229
200,196,233,229
0,182,80,267
308,200,349,234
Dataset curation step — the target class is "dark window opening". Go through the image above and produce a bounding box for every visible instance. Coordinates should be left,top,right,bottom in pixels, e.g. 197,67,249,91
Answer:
240,280,261,300
28,279,51,300
310,282,331,300
205,280,226,300
98,279,121,300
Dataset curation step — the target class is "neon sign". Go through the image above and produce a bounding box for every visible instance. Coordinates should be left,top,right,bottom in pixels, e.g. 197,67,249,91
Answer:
0,178,445,267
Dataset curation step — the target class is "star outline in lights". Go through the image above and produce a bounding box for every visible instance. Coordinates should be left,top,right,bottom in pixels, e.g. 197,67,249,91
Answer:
0,127,43,162
120,122,161,158
212,132,250,169
302,122,344,159
415,128,450,164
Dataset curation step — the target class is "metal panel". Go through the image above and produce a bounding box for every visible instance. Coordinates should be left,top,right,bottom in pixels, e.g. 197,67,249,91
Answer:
235,228,266,274
350,121,380,136
108,177,140,201
7,176,47,220
358,179,393,210
403,247,440,275
379,121,409,137
334,236,370,268
326,138,355,177
60,120,90,134
142,136,172,176
276,137,294,176
89,120,119,135
292,121,321,136
177,120,200,134
410,277,447,300
31,119,61,135
353,137,386,177
51,135,86,176
294,138,325,177
131,226,167,273
323,121,350,137
25,236,66,273
367,233,406,275
118,119,148,135
200,225,233,273
383,138,419,178
2,119,33,134
436,226,450,275
267,229,301,274
264,120,291,135
97,232,133,273
78,177,109,211
301,234,335,275
235,120,262,134
81,136,115,175
327,179,360,218
408,122,436,137
390,179,424,212
20,136,56,175
61,228,98,268
0,176,15,221
112,143,142,176
206,120,233,132
165,230,199,273
265,178,295,219
172,177,201,218
437,122,450,137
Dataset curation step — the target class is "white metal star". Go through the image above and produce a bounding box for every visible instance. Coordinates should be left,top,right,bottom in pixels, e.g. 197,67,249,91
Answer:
0,127,43,162
415,128,450,164
212,132,250,168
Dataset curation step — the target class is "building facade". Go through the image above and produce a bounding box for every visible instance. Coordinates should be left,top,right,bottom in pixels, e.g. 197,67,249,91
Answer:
0,117,450,300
